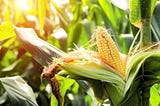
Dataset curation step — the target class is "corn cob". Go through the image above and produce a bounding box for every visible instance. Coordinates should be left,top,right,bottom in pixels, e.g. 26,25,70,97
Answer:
95,27,125,76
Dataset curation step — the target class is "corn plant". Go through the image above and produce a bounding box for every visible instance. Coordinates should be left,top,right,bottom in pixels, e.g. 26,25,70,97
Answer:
0,0,160,106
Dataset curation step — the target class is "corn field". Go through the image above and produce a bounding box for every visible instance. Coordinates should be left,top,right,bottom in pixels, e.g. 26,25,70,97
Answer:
0,0,160,106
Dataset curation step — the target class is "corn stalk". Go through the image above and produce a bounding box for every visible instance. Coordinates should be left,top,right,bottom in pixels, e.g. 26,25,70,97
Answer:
129,0,156,105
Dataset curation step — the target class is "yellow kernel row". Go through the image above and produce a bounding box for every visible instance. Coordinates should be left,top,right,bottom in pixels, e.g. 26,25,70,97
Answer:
95,27,125,76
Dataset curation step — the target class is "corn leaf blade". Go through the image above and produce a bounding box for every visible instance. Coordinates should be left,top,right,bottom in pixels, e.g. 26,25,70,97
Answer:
151,2,160,42
0,23,16,41
14,27,65,66
38,0,46,35
150,84,160,106
51,76,75,106
0,76,38,106
122,50,160,105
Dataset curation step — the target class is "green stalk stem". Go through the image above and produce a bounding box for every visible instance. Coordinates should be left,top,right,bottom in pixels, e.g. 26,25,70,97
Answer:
140,19,152,106
140,19,152,47
141,87,150,106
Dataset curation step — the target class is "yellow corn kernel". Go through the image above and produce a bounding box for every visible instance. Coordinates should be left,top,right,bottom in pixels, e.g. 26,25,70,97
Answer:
95,27,125,76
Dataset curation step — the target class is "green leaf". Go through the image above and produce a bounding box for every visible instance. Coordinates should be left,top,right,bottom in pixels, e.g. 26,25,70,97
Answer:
1,54,31,74
150,84,160,106
125,51,157,94
151,2,160,42
0,22,16,41
0,92,7,105
51,76,75,106
77,80,100,106
119,34,134,54
88,4,104,26
14,27,65,66
0,47,8,62
62,61,125,86
87,79,107,104
110,0,129,10
104,83,124,106
38,0,46,36
2,38,16,48
130,0,156,27
51,28,68,52
122,50,160,105
120,84,141,106
129,0,140,27
98,0,117,31
98,0,129,39
0,76,38,106
0,50,16,68
51,93,58,106
37,92,49,106
68,22,82,48
51,1,69,27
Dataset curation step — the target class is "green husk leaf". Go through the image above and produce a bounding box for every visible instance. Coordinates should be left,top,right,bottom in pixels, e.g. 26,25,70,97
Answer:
55,51,126,105
122,49,160,105
125,50,160,93
59,60,125,105
61,61,125,86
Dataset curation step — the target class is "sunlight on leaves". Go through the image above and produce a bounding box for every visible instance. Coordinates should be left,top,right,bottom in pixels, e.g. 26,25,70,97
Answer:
38,0,46,36
150,84,160,106
0,22,15,41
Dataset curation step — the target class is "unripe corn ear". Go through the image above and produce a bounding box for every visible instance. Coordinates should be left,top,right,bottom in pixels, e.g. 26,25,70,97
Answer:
95,27,126,77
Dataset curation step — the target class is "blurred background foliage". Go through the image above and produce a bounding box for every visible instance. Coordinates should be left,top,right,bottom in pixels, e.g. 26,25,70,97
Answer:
0,0,159,106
